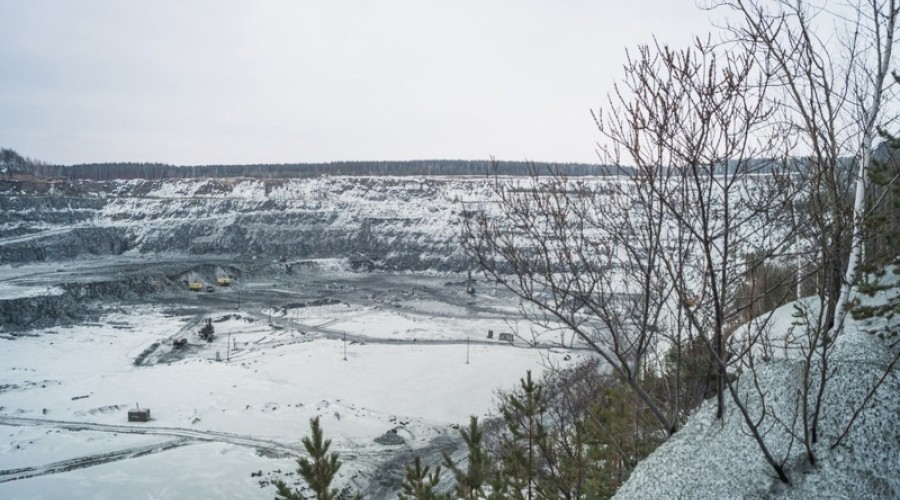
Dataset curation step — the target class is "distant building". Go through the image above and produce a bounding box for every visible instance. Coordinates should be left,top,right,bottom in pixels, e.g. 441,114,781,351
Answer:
128,407,151,422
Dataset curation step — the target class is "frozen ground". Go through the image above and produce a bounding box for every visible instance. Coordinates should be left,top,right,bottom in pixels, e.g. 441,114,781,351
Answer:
616,265,900,499
0,262,586,498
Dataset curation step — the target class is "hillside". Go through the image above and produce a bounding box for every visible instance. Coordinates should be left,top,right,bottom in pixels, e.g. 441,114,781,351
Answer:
615,267,900,499
0,176,497,270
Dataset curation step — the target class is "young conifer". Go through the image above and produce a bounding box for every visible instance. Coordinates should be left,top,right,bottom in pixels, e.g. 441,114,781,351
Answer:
275,416,342,500
399,455,443,500
498,370,547,500
443,416,492,499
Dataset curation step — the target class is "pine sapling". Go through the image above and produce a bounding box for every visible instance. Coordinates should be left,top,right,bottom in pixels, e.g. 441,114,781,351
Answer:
275,416,342,500
443,416,492,500
399,455,443,500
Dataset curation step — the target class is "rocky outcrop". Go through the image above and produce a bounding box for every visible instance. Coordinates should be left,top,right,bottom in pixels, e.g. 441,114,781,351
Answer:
0,175,505,330
0,177,499,271
0,273,183,331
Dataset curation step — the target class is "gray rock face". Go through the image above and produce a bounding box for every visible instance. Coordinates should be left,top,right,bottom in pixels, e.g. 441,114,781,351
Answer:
0,272,183,330
0,176,504,330
0,177,494,271
373,428,406,445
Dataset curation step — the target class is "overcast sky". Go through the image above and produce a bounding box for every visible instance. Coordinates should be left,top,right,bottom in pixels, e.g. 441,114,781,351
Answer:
0,1,715,165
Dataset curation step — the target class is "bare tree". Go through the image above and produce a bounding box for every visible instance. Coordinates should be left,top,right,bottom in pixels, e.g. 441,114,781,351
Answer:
598,35,804,482
464,0,898,488
716,0,900,464
463,36,803,483
462,159,679,435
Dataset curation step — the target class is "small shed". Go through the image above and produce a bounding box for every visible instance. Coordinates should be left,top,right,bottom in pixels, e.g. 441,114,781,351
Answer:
128,407,151,422
498,333,514,343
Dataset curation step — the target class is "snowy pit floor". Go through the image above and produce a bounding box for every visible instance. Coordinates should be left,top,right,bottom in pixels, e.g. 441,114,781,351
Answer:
0,294,583,499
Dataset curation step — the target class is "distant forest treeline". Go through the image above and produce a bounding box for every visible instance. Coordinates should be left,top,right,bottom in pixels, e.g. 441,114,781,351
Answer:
7,147,895,182
2,149,624,181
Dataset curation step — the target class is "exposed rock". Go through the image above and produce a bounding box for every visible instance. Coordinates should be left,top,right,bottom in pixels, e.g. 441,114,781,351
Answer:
374,428,406,446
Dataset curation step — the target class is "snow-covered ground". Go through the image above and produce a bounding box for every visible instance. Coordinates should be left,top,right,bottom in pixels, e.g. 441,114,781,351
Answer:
0,282,65,301
616,265,900,499
270,301,536,343
0,275,585,499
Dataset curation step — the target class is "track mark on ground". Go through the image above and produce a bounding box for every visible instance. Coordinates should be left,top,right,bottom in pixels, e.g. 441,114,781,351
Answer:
0,438,191,483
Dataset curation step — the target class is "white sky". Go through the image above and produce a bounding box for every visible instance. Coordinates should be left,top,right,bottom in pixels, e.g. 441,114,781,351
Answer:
0,1,716,165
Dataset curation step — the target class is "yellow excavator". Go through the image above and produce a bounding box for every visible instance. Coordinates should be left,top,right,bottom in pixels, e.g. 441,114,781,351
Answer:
217,276,232,286
188,281,203,291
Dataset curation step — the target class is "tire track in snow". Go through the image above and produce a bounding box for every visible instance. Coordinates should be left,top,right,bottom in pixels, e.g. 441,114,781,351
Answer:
0,414,397,490
0,438,192,483
0,415,306,456
250,308,594,351
0,415,334,483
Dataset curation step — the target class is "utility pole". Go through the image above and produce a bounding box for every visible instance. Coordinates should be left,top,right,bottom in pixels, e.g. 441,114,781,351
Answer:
466,336,470,365
226,331,231,361
343,333,347,361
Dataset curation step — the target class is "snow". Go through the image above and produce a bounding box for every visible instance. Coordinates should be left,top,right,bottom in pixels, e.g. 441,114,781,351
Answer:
0,290,583,498
615,265,900,499
0,442,295,500
0,282,65,300
274,301,533,342
0,426,168,470
1,173,862,496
